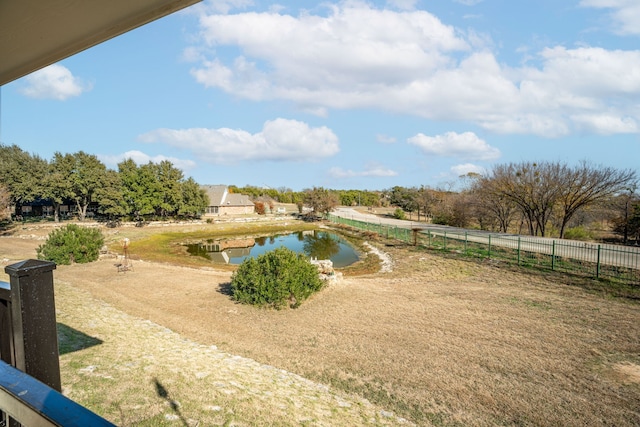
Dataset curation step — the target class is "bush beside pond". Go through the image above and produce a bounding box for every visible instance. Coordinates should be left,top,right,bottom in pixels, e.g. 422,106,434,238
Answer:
230,247,323,309
37,224,104,265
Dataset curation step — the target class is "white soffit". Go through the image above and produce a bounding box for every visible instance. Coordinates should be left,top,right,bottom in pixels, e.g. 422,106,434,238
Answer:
0,0,201,86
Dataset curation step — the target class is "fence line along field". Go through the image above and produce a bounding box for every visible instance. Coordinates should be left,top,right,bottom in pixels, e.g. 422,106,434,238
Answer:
1,220,639,426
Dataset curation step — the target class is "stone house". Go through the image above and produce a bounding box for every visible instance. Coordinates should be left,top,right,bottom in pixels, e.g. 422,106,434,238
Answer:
201,185,255,217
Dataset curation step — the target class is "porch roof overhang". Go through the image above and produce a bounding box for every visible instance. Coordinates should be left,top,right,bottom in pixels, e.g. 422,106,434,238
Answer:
0,0,201,86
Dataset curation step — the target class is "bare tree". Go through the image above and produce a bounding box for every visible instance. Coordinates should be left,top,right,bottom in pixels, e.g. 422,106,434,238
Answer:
415,186,437,222
610,188,640,244
554,162,637,238
470,177,517,232
488,162,562,236
483,161,637,238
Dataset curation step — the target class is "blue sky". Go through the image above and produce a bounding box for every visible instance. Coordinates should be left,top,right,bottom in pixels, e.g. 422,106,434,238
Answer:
1,0,639,191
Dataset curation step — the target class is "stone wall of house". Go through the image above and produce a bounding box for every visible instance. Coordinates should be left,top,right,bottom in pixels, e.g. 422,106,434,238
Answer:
205,205,255,217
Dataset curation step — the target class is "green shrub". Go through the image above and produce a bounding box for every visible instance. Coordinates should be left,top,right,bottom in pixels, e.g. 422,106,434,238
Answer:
563,226,594,241
230,247,323,309
392,208,406,220
37,224,105,265
432,213,453,225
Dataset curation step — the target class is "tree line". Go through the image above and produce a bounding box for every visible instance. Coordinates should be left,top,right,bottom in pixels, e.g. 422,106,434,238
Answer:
387,161,638,241
0,145,209,222
1,144,637,242
207,162,640,242
229,185,381,208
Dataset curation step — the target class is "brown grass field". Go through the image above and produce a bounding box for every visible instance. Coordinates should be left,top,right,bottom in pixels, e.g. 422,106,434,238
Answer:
1,219,639,426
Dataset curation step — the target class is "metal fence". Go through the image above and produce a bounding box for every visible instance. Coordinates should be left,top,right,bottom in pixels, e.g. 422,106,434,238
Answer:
327,214,640,286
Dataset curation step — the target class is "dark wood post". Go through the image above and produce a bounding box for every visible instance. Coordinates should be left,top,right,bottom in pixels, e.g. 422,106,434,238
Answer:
4,259,61,392
412,228,421,246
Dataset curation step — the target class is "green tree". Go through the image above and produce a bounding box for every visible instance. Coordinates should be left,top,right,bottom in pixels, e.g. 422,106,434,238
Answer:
44,153,74,222
179,177,208,218
119,159,158,219
303,187,339,217
0,144,47,216
388,186,418,219
0,184,12,221
155,160,184,217
95,169,128,220
67,151,108,221
337,190,380,207
119,159,206,220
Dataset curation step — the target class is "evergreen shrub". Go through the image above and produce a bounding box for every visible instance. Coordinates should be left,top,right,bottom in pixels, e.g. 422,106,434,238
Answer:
37,224,105,265
393,208,406,220
230,247,323,309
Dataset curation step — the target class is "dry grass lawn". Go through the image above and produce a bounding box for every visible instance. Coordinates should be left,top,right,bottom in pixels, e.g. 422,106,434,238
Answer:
1,220,639,426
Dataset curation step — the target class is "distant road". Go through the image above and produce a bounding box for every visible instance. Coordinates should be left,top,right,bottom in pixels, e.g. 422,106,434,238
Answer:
332,207,436,230
331,207,640,270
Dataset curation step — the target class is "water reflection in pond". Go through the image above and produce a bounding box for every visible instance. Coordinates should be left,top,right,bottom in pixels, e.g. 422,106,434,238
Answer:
186,231,359,267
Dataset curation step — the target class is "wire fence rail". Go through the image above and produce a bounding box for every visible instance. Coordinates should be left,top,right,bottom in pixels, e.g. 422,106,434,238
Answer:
327,214,640,286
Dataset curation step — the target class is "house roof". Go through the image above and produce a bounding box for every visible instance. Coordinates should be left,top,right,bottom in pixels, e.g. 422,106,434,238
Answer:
225,193,254,207
0,0,201,86
202,185,228,206
201,185,254,207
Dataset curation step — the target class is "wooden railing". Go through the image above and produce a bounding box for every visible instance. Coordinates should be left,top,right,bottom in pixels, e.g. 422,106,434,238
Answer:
0,260,114,426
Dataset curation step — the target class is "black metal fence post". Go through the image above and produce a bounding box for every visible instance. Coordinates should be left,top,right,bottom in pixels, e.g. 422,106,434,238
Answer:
4,259,61,392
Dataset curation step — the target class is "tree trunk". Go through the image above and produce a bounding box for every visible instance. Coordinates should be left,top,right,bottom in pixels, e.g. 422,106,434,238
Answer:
53,202,60,223
76,200,87,221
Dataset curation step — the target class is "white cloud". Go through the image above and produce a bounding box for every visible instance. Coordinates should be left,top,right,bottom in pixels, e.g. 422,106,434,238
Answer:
19,64,91,100
408,131,500,160
580,0,640,35
99,150,197,171
450,163,486,176
188,3,640,137
328,164,398,179
571,113,638,134
190,3,469,102
139,118,339,163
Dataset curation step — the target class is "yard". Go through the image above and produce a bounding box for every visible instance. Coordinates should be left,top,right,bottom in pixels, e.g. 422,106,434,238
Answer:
1,220,638,426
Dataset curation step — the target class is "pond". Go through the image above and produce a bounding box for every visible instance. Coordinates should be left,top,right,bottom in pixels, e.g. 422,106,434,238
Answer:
185,230,359,268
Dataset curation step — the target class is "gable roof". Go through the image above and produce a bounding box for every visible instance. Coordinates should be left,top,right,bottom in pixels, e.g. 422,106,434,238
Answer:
202,185,228,206
201,185,254,207
225,193,254,207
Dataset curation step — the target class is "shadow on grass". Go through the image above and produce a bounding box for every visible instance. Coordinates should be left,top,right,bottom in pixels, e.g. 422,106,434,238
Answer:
217,282,233,296
57,323,103,355
154,378,188,426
